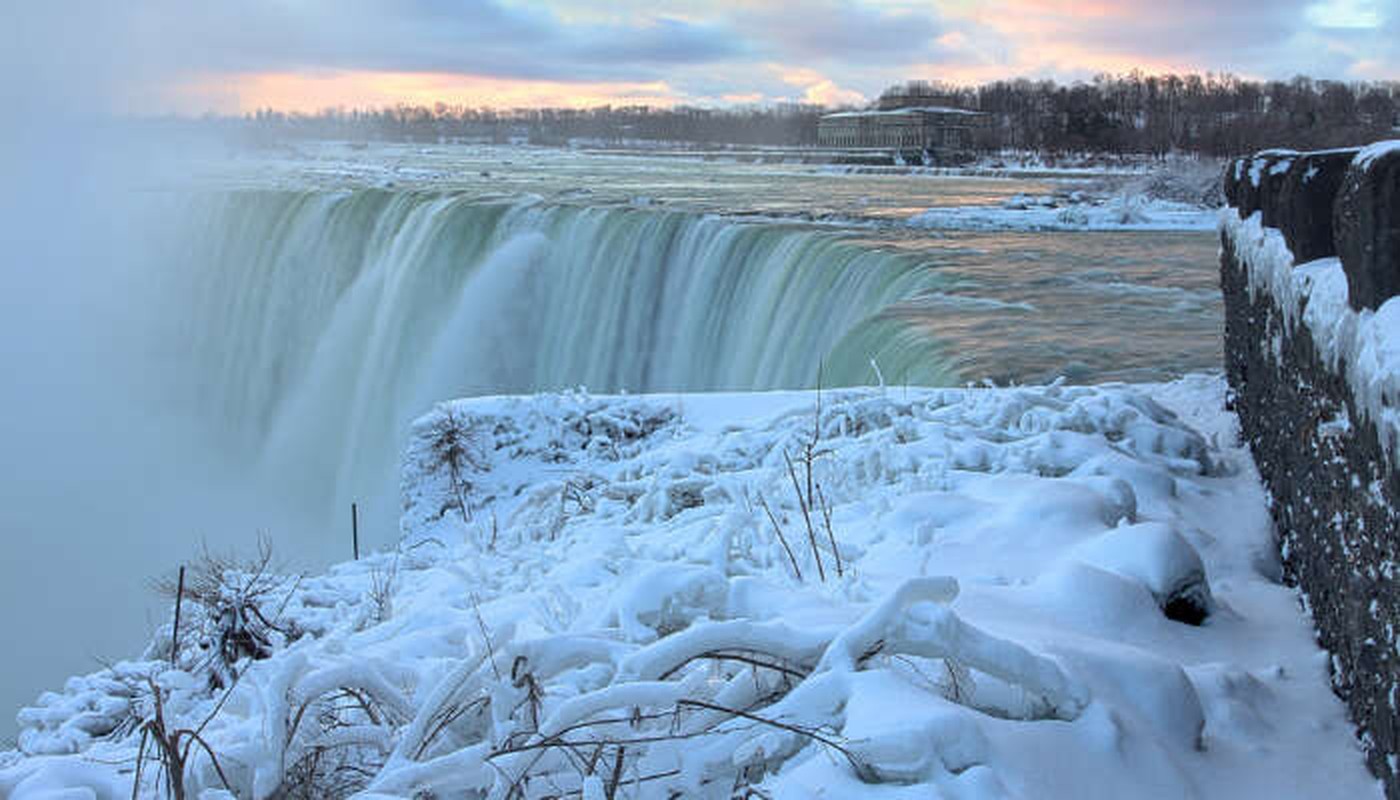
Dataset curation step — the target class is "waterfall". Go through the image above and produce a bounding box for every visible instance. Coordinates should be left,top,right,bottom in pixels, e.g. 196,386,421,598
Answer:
147,189,955,546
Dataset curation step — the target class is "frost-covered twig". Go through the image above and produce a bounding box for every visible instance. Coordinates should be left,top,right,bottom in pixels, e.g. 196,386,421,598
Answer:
658,651,808,681
815,482,842,578
784,449,826,582
134,677,235,800
472,593,502,681
757,493,802,581
367,558,398,624
675,699,872,780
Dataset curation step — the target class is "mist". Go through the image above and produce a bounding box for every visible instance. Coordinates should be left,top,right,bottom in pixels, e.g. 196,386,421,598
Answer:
0,5,335,743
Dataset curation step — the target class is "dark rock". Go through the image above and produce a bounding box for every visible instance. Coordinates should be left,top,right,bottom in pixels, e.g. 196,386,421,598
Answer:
1258,151,1301,229
1160,576,1211,626
1335,143,1400,311
1223,158,1247,210
1235,149,1298,218
1274,148,1359,262
1162,591,1209,626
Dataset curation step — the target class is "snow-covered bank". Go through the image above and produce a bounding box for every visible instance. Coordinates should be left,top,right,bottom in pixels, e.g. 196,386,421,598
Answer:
1,378,1377,798
905,158,1222,232
907,193,1218,232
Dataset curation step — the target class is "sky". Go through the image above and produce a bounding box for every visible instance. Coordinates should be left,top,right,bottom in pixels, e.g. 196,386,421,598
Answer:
16,1,1400,114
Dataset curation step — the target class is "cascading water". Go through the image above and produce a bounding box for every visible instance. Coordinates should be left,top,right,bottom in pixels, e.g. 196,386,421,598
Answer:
150,190,956,549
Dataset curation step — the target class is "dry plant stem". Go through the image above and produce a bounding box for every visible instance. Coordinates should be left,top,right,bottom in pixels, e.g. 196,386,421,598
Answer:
557,770,682,798
606,745,626,800
131,729,149,800
368,558,398,623
674,699,871,779
495,710,678,755
337,686,384,726
192,673,243,743
784,450,826,582
492,728,717,759
810,377,820,500
808,365,844,579
137,677,235,800
271,574,303,626
416,696,487,760
471,593,502,681
657,651,810,681
433,407,478,524
757,494,803,581
815,482,842,578
284,694,319,752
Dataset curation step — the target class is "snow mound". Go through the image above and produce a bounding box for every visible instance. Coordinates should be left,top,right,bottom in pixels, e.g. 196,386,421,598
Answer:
2,380,1377,798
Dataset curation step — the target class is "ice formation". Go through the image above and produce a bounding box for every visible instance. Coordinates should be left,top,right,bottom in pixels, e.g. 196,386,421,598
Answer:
1223,209,1400,462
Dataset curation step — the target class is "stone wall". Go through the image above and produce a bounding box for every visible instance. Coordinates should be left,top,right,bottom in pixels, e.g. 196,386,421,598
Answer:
1221,142,1400,796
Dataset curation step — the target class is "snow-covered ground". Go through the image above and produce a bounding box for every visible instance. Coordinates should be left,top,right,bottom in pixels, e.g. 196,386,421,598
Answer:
1,377,1378,798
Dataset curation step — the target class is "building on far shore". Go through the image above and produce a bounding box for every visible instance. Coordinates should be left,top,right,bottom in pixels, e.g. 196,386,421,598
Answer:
817,81,986,163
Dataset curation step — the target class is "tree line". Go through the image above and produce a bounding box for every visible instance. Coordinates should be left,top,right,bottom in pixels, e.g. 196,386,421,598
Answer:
227,72,1399,156
965,73,1398,155
236,102,826,148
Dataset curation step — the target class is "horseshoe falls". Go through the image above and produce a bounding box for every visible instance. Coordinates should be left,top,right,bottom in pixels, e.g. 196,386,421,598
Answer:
149,190,955,549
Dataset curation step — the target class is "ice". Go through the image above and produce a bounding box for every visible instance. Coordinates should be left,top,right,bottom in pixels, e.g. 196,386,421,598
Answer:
1224,210,1400,467
0,379,1379,798
907,196,1218,232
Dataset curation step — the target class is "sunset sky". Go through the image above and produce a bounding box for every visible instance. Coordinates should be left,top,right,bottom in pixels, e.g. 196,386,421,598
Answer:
24,0,1400,114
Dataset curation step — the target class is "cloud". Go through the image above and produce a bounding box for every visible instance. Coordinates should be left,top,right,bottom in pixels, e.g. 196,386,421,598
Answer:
942,0,1400,81
962,0,1303,66
123,0,744,84
802,79,868,106
72,0,1397,113
1305,0,1384,29
737,2,944,64
572,16,744,66
193,70,679,114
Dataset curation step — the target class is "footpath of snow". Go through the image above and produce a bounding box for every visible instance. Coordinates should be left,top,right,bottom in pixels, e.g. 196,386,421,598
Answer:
1,378,1379,799
908,193,1218,232
1223,208,1400,464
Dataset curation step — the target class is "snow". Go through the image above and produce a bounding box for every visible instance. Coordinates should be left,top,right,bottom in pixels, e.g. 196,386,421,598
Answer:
1247,149,1298,187
1,379,1379,798
1354,140,1400,171
1223,209,1400,463
907,193,1218,232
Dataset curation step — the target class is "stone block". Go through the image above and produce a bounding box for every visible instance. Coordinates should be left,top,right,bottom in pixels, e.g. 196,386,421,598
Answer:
1275,148,1359,262
1235,149,1297,218
1334,142,1400,311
